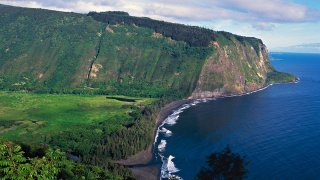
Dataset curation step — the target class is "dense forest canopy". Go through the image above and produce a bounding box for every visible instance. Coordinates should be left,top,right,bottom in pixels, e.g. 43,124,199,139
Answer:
88,11,216,47
0,4,296,179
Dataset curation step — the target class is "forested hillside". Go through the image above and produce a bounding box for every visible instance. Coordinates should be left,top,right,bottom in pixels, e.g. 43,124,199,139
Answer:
0,5,213,98
0,4,296,179
87,11,215,47
0,4,295,99
0,5,102,90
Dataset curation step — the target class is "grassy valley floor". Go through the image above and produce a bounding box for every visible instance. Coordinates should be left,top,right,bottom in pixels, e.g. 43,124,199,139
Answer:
0,91,155,144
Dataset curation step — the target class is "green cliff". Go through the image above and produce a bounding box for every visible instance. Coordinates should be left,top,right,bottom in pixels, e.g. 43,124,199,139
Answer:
0,4,295,98
191,32,273,98
0,4,297,179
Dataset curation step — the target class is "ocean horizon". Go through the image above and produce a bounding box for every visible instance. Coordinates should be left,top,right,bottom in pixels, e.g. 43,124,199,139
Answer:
154,52,320,179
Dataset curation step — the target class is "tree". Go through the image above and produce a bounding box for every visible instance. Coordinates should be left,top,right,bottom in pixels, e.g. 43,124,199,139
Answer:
28,148,65,179
0,142,122,179
0,143,63,179
196,146,248,180
0,143,29,179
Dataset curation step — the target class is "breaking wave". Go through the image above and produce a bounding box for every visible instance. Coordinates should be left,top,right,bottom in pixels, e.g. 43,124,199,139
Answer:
154,99,211,179
160,127,173,137
161,155,181,179
153,82,297,179
158,140,167,152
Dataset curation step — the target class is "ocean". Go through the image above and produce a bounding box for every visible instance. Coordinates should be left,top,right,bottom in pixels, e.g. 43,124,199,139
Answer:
154,53,320,179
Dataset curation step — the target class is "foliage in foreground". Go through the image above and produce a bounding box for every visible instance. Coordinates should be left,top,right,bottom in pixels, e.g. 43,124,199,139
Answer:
0,142,123,179
0,91,161,177
0,91,172,178
0,4,296,179
196,146,248,180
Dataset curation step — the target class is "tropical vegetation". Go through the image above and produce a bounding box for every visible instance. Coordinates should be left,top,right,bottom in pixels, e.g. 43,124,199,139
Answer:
0,4,295,179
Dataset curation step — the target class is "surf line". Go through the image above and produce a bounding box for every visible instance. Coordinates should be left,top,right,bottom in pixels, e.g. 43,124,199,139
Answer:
154,99,210,179
153,80,300,179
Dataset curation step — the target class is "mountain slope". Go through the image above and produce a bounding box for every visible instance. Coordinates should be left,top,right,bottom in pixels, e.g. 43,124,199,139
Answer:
190,32,274,98
0,5,104,90
0,4,297,179
0,4,295,98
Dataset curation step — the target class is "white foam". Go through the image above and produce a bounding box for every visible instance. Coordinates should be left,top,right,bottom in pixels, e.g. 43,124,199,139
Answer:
161,155,181,179
167,155,179,173
223,85,271,98
165,114,180,125
160,104,192,129
154,100,207,179
154,82,299,179
190,101,198,106
158,140,167,152
222,80,299,98
160,127,173,137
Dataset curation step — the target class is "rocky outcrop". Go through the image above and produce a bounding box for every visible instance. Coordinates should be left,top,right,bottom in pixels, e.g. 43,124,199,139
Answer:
190,33,274,99
0,5,291,98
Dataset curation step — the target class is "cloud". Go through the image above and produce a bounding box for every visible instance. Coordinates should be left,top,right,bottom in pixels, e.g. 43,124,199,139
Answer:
252,22,276,31
213,0,313,22
1,0,320,31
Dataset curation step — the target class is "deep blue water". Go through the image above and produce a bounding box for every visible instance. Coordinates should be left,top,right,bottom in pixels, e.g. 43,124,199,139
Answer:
155,53,320,179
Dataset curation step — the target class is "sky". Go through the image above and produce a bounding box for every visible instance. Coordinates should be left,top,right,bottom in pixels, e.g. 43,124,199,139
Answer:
0,0,319,52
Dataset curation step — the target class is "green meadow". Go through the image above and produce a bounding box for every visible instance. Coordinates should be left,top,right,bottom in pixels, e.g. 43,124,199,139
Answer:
0,91,155,143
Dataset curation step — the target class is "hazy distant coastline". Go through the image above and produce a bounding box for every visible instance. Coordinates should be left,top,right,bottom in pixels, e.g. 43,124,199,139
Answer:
272,43,320,54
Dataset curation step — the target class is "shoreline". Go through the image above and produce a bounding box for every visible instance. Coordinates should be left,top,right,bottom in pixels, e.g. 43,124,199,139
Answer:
117,99,191,179
119,80,299,179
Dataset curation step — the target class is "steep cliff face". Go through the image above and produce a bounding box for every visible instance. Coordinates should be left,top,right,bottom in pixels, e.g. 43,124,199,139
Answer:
86,24,211,97
0,4,294,98
190,32,274,98
0,4,103,89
